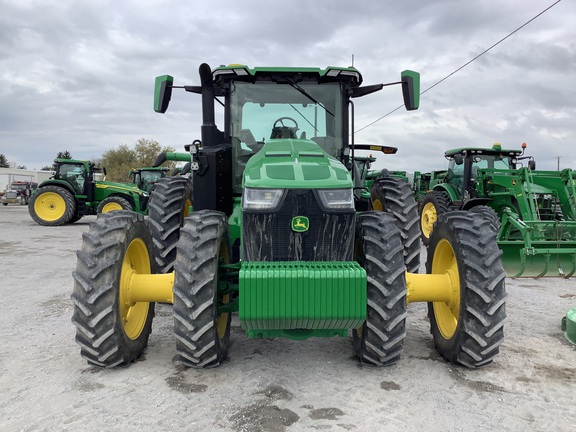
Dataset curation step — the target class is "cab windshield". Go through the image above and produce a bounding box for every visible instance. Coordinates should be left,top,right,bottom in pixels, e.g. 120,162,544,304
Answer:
230,81,343,191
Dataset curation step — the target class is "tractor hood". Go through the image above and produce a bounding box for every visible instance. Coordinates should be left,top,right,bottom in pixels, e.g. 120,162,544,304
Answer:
95,181,147,195
243,139,352,189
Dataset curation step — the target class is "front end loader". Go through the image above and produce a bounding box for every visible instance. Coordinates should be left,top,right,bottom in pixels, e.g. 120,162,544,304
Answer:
418,143,576,277
71,63,506,369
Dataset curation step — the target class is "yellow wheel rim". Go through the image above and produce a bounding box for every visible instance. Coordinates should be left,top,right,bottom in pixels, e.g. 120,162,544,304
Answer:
101,202,123,213
420,202,438,239
431,238,460,339
373,198,383,211
120,238,151,339
34,192,66,222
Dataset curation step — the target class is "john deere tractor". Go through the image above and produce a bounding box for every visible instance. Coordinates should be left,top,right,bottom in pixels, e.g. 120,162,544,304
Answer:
129,166,170,192
71,63,506,370
29,158,149,226
418,143,576,277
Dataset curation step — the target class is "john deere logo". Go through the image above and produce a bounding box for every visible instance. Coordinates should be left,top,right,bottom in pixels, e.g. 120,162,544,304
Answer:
291,216,309,232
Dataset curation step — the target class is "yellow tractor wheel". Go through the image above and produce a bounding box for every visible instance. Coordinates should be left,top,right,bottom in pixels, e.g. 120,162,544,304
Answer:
28,185,77,226
426,211,507,368
71,212,156,367
419,191,451,246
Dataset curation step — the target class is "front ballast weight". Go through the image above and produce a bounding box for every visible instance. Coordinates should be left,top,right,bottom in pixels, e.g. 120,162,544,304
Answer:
71,210,507,369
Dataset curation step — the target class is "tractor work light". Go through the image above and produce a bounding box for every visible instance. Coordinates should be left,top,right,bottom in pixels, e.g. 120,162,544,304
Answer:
242,188,285,211
315,189,355,211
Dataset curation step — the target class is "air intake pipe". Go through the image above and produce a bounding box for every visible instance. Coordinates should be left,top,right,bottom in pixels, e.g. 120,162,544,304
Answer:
199,63,217,148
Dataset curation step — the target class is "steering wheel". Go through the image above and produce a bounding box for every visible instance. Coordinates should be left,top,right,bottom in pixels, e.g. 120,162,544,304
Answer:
273,117,299,130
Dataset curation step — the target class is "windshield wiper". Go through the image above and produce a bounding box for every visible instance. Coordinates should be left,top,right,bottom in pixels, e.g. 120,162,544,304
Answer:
285,76,335,117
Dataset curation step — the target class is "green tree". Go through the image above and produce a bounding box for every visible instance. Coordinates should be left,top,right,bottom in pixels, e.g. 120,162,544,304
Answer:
100,138,175,182
0,154,10,168
57,150,73,159
52,150,73,170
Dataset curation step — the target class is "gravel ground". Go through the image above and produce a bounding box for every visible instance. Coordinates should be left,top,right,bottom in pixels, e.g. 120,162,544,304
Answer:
1,205,575,432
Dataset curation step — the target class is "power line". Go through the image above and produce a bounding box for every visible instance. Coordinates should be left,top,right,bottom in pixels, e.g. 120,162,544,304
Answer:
355,0,562,134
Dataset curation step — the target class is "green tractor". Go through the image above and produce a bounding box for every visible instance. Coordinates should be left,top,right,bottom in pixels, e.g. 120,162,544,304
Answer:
418,143,576,277
129,166,170,192
29,158,149,226
71,63,506,370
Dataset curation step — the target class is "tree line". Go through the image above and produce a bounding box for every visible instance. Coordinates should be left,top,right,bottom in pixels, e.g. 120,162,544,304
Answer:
0,138,176,183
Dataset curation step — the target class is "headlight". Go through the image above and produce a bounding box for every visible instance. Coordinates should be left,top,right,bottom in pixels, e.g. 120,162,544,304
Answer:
242,188,285,210
315,189,354,211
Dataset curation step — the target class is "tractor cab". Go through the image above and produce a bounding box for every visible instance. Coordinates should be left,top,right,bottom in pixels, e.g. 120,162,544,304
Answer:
444,143,532,203
129,167,170,192
155,65,419,210
54,160,89,194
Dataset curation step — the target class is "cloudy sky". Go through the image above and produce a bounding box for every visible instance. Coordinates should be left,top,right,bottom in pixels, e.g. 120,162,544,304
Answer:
1,0,574,173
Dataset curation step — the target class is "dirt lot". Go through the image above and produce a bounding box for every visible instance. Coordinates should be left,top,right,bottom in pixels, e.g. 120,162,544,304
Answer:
1,205,575,431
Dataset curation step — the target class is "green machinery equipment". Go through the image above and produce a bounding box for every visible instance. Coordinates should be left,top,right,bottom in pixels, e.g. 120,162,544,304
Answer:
29,158,149,226
417,143,576,277
129,166,170,192
71,63,507,370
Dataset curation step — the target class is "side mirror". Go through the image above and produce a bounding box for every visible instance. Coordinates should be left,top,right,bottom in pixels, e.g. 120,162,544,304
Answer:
528,160,536,170
454,154,464,165
401,70,420,111
154,75,174,113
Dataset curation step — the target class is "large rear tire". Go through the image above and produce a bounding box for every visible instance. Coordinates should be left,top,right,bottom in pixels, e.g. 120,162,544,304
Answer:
71,211,155,367
427,211,507,368
148,177,193,273
371,176,421,273
353,211,407,366
173,210,231,368
28,185,77,226
419,190,451,246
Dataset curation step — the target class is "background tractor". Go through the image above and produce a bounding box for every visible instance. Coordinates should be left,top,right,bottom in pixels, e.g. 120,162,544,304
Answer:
129,166,170,192
71,63,506,370
29,158,149,226
417,143,576,277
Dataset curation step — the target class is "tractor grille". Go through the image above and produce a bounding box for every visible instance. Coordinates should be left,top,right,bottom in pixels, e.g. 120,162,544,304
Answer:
242,189,355,262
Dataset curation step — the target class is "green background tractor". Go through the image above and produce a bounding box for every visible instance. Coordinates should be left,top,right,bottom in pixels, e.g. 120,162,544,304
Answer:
71,63,506,370
129,166,170,192
417,143,576,277
29,158,149,226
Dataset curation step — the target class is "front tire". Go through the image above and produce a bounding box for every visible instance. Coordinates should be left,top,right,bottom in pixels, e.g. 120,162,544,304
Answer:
148,177,193,273
173,210,231,368
371,176,421,273
97,196,133,213
28,186,77,226
71,211,155,367
427,211,507,368
353,211,407,366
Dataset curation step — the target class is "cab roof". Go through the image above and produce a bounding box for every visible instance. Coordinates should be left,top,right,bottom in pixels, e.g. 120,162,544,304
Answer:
212,64,363,87
444,143,523,158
